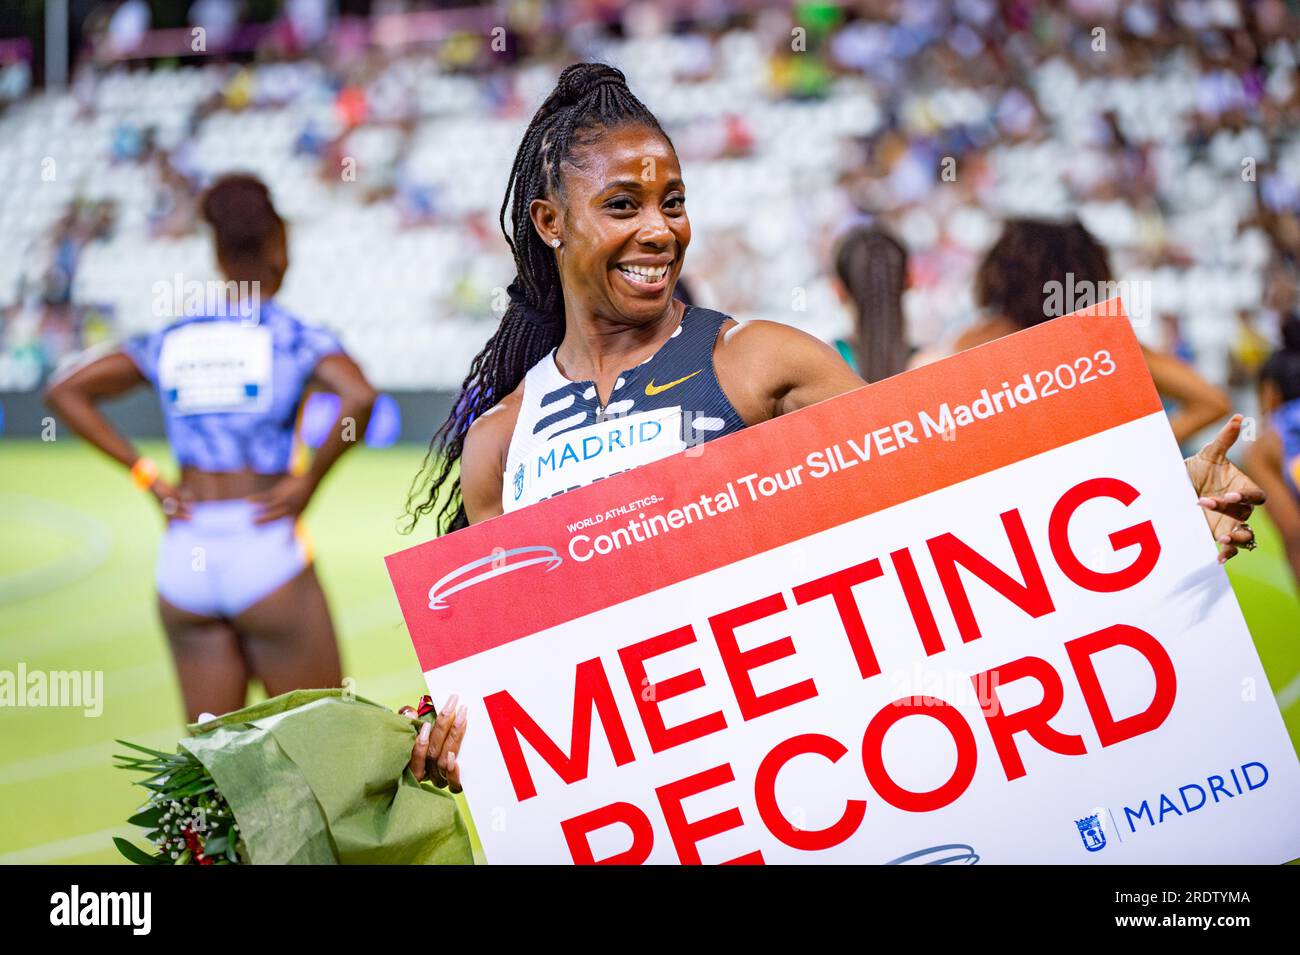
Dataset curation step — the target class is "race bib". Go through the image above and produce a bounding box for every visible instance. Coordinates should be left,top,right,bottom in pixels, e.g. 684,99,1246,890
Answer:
507,406,685,511
158,323,273,415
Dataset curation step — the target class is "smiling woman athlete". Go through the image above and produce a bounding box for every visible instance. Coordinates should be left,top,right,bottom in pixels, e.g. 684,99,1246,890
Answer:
401,63,1265,791
405,62,862,539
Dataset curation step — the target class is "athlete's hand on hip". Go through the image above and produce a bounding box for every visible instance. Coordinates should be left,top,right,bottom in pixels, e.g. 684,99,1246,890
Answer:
1184,414,1266,564
401,695,467,794
150,478,192,524
249,474,316,524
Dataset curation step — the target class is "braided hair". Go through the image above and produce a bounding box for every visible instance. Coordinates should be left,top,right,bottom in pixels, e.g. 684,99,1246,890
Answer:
404,63,671,533
834,226,909,382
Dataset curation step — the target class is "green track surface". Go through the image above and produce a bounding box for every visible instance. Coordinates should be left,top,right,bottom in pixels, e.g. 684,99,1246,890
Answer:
0,438,478,863
1,438,1297,864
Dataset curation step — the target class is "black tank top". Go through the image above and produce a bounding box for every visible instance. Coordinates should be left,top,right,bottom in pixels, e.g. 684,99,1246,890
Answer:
502,305,748,512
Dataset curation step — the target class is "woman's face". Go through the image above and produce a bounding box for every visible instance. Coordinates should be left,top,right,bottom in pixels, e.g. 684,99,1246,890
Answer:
535,123,689,326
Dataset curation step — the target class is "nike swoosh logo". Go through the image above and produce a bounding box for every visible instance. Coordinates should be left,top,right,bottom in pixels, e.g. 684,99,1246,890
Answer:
644,370,702,396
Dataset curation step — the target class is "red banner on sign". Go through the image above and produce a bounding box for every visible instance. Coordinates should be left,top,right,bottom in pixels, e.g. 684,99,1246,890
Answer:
387,305,1161,672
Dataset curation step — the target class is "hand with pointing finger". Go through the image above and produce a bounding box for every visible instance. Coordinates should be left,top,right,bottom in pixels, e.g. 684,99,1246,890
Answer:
1184,414,1267,564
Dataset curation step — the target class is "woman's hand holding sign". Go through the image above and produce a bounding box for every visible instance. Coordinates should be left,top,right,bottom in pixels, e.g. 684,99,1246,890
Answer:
1185,414,1266,563
401,695,467,793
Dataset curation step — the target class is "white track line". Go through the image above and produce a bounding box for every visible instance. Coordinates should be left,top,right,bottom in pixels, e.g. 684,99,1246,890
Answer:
1278,670,1300,715
0,663,421,789
0,665,430,862
0,494,112,604
0,725,181,787
0,825,136,865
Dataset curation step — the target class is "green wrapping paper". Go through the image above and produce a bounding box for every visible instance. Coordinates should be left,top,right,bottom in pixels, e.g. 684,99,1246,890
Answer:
179,689,473,865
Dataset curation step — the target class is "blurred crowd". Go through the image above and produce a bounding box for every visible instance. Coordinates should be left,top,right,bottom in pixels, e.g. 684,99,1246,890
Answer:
0,0,1297,406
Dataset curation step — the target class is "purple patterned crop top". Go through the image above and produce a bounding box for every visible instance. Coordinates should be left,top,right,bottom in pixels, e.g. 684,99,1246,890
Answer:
121,302,344,474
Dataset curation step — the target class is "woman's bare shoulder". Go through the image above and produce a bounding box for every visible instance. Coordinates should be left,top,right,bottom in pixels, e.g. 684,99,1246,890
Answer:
952,318,1017,353
467,384,524,447
715,316,814,350
710,318,803,424
713,317,865,422
713,318,849,376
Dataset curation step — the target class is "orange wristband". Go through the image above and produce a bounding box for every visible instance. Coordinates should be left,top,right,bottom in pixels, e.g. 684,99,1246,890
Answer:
130,457,159,491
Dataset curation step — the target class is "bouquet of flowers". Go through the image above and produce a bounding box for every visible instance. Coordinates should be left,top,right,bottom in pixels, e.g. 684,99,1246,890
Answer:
113,688,473,865
113,741,243,864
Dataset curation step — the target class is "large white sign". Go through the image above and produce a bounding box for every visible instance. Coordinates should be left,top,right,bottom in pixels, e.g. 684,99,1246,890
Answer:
388,305,1300,864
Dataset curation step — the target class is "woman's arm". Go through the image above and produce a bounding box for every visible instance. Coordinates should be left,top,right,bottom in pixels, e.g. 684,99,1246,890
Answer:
250,353,377,523
402,403,515,790
1142,346,1231,445
403,404,514,790
44,352,189,518
714,319,867,423
44,352,149,468
1243,429,1300,586
459,394,520,525
307,353,379,484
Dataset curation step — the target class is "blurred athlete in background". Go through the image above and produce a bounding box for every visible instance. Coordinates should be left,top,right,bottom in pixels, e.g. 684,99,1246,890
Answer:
831,224,911,383
1245,314,1300,588
952,218,1232,446
923,217,1260,561
45,174,377,721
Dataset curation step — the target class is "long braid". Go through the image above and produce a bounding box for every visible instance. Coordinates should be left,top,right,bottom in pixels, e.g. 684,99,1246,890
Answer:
834,226,910,383
404,63,669,534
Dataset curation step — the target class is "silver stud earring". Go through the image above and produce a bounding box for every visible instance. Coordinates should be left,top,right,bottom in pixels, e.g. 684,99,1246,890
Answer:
551,238,561,248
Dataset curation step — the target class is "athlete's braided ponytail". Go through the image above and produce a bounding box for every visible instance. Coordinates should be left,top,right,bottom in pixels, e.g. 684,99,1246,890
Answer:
834,226,909,383
404,63,670,533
